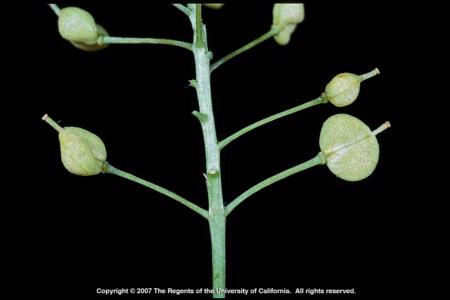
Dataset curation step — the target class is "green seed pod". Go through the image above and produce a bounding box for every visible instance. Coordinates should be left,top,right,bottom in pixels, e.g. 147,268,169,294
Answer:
325,68,380,107
59,127,107,176
319,114,390,182
274,24,297,46
70,24,109,52
58,7,99,45
42,115,107,176
272,3,305,45
204,3,224,9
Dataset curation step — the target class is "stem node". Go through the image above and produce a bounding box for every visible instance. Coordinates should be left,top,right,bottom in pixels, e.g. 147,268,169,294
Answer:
192,110,209,123
189,79,197,88
208,169,219,176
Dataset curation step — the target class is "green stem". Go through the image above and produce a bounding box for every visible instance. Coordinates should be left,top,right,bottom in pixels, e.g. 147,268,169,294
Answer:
172,4,191,17
210,27,280,73
225,153,326,216
219,96,327,150
191,5,226,298
98,36,193,52
195,4,204,48
105,164,208,220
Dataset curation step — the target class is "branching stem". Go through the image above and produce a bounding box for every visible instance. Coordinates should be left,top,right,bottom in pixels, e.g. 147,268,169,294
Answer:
105,164,208,220
172,4,191,17
191,4,226,298
211,27,280,72
226,153,326,216
219,96,327,150
98,36,193,52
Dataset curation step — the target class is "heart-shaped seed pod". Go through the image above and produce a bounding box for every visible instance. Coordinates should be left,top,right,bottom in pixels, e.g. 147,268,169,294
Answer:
204,3,224,10
319,114,390,181
325,68,380,107
58,7,99,45
272,3,305,45
70,24,109,52
43,115,107,176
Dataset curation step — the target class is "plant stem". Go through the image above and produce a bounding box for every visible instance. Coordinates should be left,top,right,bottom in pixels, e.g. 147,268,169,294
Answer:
219,96,327,150
172,4,191,17
98,36,193,52
195,4,204,48
105,164,208,220
225,153,326,216
191,5,226,298
210,27,280,73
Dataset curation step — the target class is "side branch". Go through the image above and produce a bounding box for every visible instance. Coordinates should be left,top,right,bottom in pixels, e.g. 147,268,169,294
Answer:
194,4,204,48
219,96,327,150
98,36,193,52
172,4,191,17
211,27,280,73
105,164,208,219
225,153,326,216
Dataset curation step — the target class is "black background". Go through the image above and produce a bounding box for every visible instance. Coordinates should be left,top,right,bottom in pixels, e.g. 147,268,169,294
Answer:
6,1,449,298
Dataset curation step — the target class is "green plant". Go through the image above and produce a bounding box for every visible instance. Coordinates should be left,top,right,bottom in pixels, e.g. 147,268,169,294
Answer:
44,3,390,298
